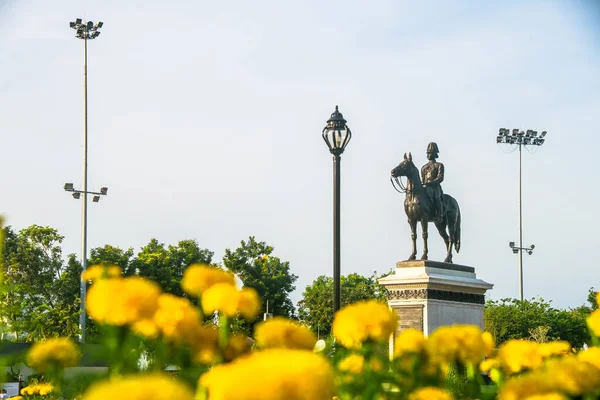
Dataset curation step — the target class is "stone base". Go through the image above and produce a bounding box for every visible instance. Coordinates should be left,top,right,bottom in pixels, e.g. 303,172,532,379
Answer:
378,261,493,336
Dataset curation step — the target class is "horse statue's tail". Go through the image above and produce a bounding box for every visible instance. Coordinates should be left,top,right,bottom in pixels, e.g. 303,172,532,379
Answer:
454,211,461,253
445,195,461,253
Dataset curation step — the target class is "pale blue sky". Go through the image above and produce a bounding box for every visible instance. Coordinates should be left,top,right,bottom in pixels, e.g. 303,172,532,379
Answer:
1,0,599,309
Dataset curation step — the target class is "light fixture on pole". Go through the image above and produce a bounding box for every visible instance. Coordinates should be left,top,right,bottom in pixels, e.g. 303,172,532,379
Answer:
496,128,547,301
69,17,104,343
322,105,352,313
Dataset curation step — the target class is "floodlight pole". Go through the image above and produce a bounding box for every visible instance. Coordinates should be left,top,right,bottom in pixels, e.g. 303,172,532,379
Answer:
80,29,89,344
70,18,103,343
517,141,523,301
496,129,546,301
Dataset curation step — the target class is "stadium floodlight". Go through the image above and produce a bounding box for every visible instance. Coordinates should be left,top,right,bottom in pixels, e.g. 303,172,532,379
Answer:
64,182,74,191
72,192,81,199
496,128,548,300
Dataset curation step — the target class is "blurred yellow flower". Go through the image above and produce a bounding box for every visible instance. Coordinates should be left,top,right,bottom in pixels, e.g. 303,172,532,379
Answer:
132,318,159,339
254,317,316,350
499,356,600,400
577,346,600,369
237,288,261,320
26,338,80,372
587,309,600,337
545,357,600,397
408,387,454,400
338,354,364,374
480,357,500,373
538,341,570,358
83,373,193,400
394,328,425,357
202,283,239,316
153,294,203,345
482,331,495,356
21,383,54,396
202,283,260,320
192,327,220,365
523,393,569,400
181,264,235,297
426,325,489,367
87,277,161,326
496,339,543,374
81,264,122,281
332,300,396,349
224,333,253,361
200,349,335,400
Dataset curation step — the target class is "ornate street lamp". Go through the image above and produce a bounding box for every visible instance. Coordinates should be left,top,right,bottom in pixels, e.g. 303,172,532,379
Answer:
322,106,352,312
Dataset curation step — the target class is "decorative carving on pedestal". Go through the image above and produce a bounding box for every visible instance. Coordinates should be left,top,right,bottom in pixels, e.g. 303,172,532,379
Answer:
386,288,485,305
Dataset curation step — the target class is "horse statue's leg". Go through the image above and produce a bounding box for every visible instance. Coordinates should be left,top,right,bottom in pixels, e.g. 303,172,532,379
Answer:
420,219,428,260
408,218,417,261
434,220,452,263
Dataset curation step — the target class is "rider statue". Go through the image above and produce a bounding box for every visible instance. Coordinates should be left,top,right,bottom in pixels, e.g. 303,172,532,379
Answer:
421,142,445,222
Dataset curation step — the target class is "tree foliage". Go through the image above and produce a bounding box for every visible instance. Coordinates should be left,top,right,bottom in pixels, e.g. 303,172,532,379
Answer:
297,273,388,337
223,237,297,319
484,297,591,348
1,225,80,341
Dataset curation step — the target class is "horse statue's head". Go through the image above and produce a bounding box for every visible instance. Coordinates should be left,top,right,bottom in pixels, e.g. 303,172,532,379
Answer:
391,152,415,178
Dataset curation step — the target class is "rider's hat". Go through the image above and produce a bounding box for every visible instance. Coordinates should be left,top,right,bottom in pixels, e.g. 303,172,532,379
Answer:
426,142,439,154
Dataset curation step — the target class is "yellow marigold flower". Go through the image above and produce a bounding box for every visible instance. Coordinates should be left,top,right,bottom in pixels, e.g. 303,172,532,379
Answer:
202,283,260,320
338,354,365,374
538,341,570,358
498,374,554,400
224,333,253,361
254,317,316,350
181,264,235,297
87,277,161,326
587,309,600,337
426,325,489,367
545,356,600,397
394,328,425,357
408,387,454,400
153,294,203,345
332,300,396,349
202,282,239,316
523,393,569,400
237,287,261,319
81,264,122,282
482,331,495,356
192,326,220,365
10,397,23,400
21,383,54,396
577,346,600,369
26,338,80,372
82,373,193,400
200,349,335,400
497,339,543,374
132,318,159,339
480,357,500,373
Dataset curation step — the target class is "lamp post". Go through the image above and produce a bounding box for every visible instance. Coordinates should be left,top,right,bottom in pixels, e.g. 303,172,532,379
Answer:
68,18,104,343
322,106,352,312
496,128,547,301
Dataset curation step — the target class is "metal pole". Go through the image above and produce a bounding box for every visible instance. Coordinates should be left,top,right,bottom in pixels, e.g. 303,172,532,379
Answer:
333,154,341,312
79,36,88,343
518,141,523,301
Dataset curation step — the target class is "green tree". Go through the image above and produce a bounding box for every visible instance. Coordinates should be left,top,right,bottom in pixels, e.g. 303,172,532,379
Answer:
1,225,80,341
297,273,388,337
89,244,135,273
484,297,590,348
128,238,213,296
223,237,297,319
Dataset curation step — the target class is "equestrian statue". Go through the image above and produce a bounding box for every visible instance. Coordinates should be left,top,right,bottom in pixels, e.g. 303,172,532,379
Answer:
390,142,461,263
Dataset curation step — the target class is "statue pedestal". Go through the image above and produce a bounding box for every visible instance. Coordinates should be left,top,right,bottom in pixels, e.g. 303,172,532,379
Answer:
378,261,493,336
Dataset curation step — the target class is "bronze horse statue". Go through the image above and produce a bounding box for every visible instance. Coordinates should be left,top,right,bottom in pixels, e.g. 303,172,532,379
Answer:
391,152,461,263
